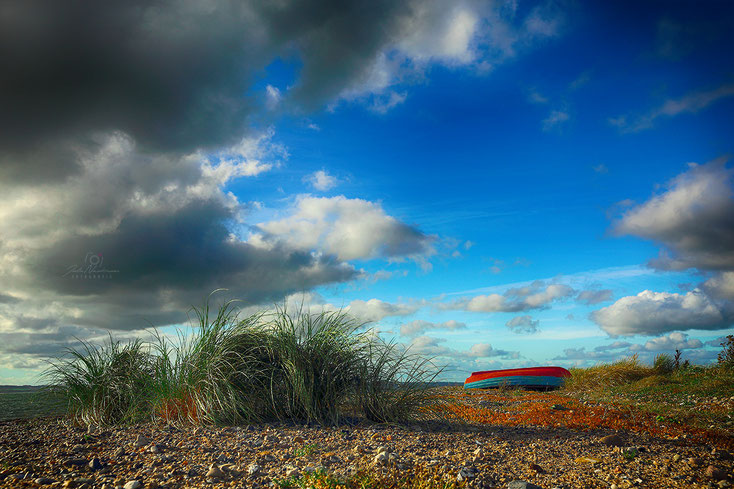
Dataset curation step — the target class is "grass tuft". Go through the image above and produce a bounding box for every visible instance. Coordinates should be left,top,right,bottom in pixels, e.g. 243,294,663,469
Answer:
43,291,447,427
42,334,152,426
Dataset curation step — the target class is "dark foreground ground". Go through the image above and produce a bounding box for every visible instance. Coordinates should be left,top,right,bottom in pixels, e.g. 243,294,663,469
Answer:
1,387,732,489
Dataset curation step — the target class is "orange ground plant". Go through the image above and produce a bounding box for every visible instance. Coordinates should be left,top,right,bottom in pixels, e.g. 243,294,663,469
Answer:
443,390,734,450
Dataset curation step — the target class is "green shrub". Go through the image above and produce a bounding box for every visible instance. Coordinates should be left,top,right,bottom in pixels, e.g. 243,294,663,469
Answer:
718,335,734,369
43,335,153,426
44,291,447,427
653,353,675,374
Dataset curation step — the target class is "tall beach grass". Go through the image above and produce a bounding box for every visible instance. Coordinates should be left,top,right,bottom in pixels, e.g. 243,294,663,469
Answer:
43,292,445,427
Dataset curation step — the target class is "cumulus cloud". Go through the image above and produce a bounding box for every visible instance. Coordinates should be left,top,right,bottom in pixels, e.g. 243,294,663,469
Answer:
505,315,539,334
468,343,516,358
642,332,702,351
332,0,564,109
458,281,574,313
252,195,435,262
610,83,734,133
614,159,734,272
400,319,466,337
407,336,452,356
591,289,732,337
304,170,339,191
596,159,734,338
345,299,421,323
703,272,734,301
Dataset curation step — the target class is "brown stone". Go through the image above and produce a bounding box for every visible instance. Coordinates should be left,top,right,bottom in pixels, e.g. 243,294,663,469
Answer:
705,465,727,481
600,434,624,446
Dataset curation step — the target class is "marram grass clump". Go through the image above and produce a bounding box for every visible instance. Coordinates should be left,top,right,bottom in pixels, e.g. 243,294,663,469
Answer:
43,292,446,427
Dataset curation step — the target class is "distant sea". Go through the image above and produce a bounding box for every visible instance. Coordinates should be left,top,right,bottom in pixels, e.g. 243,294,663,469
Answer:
0,385,66,421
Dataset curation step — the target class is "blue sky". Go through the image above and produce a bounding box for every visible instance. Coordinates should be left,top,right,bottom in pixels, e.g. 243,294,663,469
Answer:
1,1,733,383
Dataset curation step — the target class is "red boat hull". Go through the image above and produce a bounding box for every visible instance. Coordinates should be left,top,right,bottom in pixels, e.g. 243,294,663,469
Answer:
464,366,571,390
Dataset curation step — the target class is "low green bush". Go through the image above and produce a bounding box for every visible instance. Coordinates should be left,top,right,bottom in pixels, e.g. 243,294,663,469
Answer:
44,291,445,427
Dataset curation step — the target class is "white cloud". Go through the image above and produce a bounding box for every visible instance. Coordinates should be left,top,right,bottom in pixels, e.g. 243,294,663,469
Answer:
398,6,479,65
542,110,569,131
204,130,285,184
400,319,466,337
408,335,452,356
304,170,339,191
611,82,734,133
346,298,420,323
643,332,702,351
456,281,575,313
252,195,435,262
614,158,734,271
505,315,539,334
370,91,408,114
468,343,516,358
703,272,734,301
265,84,282,109
591,289,731,337
336,0,564,112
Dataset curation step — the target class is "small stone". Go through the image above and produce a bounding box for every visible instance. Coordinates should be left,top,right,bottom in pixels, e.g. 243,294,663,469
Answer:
600,434,624,447
148,444,164,454
89,458,102,471
706,465,727,481
133,435,149,449
247,464,260,476
457,466,478,482
374,452,389,465
123,481,142,489
507,481,542,489
206,464,226,479
551,404,569,411
611,485,618,489
528,463,545,473
689,457,704,467
35,478,56,485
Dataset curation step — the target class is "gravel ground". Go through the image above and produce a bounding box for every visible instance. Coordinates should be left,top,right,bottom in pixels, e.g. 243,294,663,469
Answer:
1,401,732,489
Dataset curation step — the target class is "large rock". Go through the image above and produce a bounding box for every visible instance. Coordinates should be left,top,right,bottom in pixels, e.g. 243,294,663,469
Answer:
600,434,624,446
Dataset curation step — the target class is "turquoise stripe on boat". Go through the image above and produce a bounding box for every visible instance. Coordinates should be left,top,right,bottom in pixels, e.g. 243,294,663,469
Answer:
464,375,565,389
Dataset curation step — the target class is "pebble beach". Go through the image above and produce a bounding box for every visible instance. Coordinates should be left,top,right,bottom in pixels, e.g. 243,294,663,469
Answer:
1,388,732,489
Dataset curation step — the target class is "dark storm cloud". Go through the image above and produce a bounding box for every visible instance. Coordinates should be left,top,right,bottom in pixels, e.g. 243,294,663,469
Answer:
0,294,20,304
0,0,414,182
21,197,357,330
0,0,565,371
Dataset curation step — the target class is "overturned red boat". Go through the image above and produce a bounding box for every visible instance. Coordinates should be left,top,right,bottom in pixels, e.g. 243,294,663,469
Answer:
464,366,571,390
